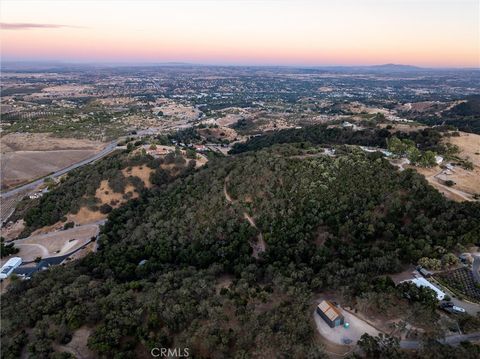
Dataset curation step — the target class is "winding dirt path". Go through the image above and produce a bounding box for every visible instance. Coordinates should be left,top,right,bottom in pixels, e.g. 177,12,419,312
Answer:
224,175,266,258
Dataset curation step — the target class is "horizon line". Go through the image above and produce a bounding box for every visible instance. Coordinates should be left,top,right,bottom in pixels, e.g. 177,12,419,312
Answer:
2,60,479,70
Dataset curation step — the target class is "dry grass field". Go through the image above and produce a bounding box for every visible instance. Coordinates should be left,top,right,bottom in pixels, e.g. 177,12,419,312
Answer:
412,132,479,202
68,165,154,225
1,133,105,189
1,150,99,189
446,132,480,195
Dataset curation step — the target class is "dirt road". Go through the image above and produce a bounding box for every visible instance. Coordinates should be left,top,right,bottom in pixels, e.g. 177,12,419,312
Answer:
224,176,266,258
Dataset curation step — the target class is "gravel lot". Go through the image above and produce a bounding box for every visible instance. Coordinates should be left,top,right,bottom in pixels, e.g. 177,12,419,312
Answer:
313,304,381,345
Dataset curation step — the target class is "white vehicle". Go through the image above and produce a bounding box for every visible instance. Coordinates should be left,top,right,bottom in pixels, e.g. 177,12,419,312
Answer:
452,306,466,313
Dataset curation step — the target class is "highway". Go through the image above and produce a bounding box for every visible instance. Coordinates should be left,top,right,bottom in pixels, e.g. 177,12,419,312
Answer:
1,141,118,199
1,141,119,225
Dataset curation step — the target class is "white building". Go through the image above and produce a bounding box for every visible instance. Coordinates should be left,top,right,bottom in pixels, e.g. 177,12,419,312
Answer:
0,257,22,280
435,156,444,165
409,277,446,300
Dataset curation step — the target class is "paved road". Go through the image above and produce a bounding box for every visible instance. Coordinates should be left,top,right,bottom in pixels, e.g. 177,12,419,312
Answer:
400,332,480,349
1,141,118,199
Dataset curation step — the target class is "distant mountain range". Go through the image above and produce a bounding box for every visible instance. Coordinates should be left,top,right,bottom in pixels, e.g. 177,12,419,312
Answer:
367,63,422,70
2,61,477,72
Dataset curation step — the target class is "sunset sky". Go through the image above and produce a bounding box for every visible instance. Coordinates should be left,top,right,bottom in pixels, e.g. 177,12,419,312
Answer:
1,0,478,67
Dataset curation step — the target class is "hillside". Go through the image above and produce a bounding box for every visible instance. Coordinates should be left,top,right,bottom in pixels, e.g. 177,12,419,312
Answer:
11,148,198,237
2,144,480,358
403,95,480,134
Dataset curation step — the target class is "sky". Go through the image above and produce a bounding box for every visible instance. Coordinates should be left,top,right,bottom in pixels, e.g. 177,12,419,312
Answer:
0,0,479,67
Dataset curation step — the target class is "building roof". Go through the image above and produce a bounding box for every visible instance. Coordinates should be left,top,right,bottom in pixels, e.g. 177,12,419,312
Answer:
410,277,445,300
1,257,22,268
317,300,343,321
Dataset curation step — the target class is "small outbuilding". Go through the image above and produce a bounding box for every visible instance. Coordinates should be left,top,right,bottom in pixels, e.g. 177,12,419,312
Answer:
316,300,345,328
418,267,432,278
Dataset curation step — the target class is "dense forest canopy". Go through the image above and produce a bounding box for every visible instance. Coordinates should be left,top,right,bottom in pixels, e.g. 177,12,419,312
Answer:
2,144,480,358
229,124,448,155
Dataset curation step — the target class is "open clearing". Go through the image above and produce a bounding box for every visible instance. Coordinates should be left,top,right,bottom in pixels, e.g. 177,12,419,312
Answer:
2,224,99,263
411,132,479,202
1,133,105,190
413,166,474,202
68,165,153,225
313,304,381,346
54,327,94,359
1,150,101,189
446,132,480,195
122,165,153,188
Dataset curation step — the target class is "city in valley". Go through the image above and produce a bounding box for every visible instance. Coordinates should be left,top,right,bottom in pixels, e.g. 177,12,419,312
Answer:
1,1,480,358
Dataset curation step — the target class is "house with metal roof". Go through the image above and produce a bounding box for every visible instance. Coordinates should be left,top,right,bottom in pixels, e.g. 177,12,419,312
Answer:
316,300,345,328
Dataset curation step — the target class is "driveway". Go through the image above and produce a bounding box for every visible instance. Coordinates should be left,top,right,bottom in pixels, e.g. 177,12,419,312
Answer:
313,305,380,345
401,332,480,349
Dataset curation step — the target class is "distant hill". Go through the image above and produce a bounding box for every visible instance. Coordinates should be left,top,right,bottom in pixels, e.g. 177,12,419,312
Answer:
310,63,425,74
367,63,422,71
447,95,480,117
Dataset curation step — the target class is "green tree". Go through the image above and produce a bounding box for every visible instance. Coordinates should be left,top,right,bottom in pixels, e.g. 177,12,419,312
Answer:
419,151,437,167
406,146,421,164
0,237,19,258
441,253,459,268
357,333,404,358
418,257,442,271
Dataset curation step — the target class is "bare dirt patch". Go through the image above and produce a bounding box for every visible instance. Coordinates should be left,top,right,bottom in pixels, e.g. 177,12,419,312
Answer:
67,207,106,225
1,133,105,190
1,133,103,152
153,100,201,121
413,166,474,202
198,126,238,142
95,180,129,206
1,150,100,189
0,219,25,240
447,132,480,166
413,130,480,201
217,113,243,127
378,123,427,133
54,327,95,359
122,166,153,188
425,132,480,199
9,224,98,262
68,165,153,225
